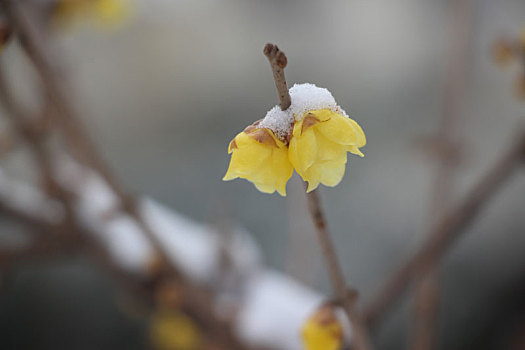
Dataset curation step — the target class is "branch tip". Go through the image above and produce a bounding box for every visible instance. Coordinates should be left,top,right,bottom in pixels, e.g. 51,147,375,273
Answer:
263,43,291,110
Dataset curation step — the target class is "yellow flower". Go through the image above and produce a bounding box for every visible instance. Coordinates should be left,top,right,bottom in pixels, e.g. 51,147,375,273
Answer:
223,84,365,195
289,109,365,192
491,38,515,67
53,0,130,29
150,310,202,350
223,125,293,196
301,304,343,350
92,0,130,27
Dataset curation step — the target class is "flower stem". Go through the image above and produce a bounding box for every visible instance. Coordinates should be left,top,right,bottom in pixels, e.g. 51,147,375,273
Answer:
305,188,373,350
263,42,373,350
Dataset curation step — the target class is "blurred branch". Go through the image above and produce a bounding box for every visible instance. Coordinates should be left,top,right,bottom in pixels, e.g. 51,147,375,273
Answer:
1,0,128,199
0,2,252,348
410,0,474,348
364,130,525,326
305,188,373,350
264,42,373,350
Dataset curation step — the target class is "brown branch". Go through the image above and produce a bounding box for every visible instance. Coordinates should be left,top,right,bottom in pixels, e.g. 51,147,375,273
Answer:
306,189,373,350
410,1,474,347
0,188,155,311
0,54,157,315
1,3,250,348
410,274,439,350
1,0,129,201
363,131,525,326
264,43,291,110
263,42,373,350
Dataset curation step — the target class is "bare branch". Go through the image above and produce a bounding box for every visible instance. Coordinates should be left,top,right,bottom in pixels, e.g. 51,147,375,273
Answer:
306,188,373,350
364,131,525,326
264,43,291,110
0,2,251,348
262,42,373,350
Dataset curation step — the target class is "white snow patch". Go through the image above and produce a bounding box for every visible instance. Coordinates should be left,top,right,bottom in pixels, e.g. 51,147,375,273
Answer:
258,83,343,139
51,158,355,349
258,105,292,140
0,169,64,224
288,83,338,120
56,158,262,280
236,270,324,350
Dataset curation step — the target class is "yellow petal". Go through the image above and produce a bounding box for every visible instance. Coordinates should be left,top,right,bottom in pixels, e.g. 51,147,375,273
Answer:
305,178,320,193
253,181,277,194
347,117,366,147
320,159,347,187
289,109,365,192
315,112,359,146
223,133,271,181
250,147,293,196
271,148,294,195
315,131,348,161
223,128,293,196
304,157,347,192
289,127,317,173
347,145,364,157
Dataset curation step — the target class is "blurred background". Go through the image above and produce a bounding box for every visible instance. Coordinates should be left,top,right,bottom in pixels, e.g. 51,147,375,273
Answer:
1,0,525,349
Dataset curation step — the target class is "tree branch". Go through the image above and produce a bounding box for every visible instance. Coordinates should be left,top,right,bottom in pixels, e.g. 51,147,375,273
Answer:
264,42,373,350
264,43,291,110
0,3,251,348
306,188,373,350
363,131,525,326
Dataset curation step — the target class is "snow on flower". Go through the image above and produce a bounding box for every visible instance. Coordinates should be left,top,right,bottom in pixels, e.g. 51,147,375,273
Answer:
223,83,366,195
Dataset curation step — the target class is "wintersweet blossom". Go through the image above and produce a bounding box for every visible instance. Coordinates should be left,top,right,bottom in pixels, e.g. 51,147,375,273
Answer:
222,123,293,196
301,304,343,350
223,83,365,196
289,108,365,192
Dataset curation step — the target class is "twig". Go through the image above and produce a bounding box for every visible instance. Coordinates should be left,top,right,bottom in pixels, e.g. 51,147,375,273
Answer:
0,185,155,312
410,1,474,347
1,0,129,201
264,42,373,350
264,43,291,110
363,131,525,326
411,275,439,350
306,189,372,350
1,3,250,349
